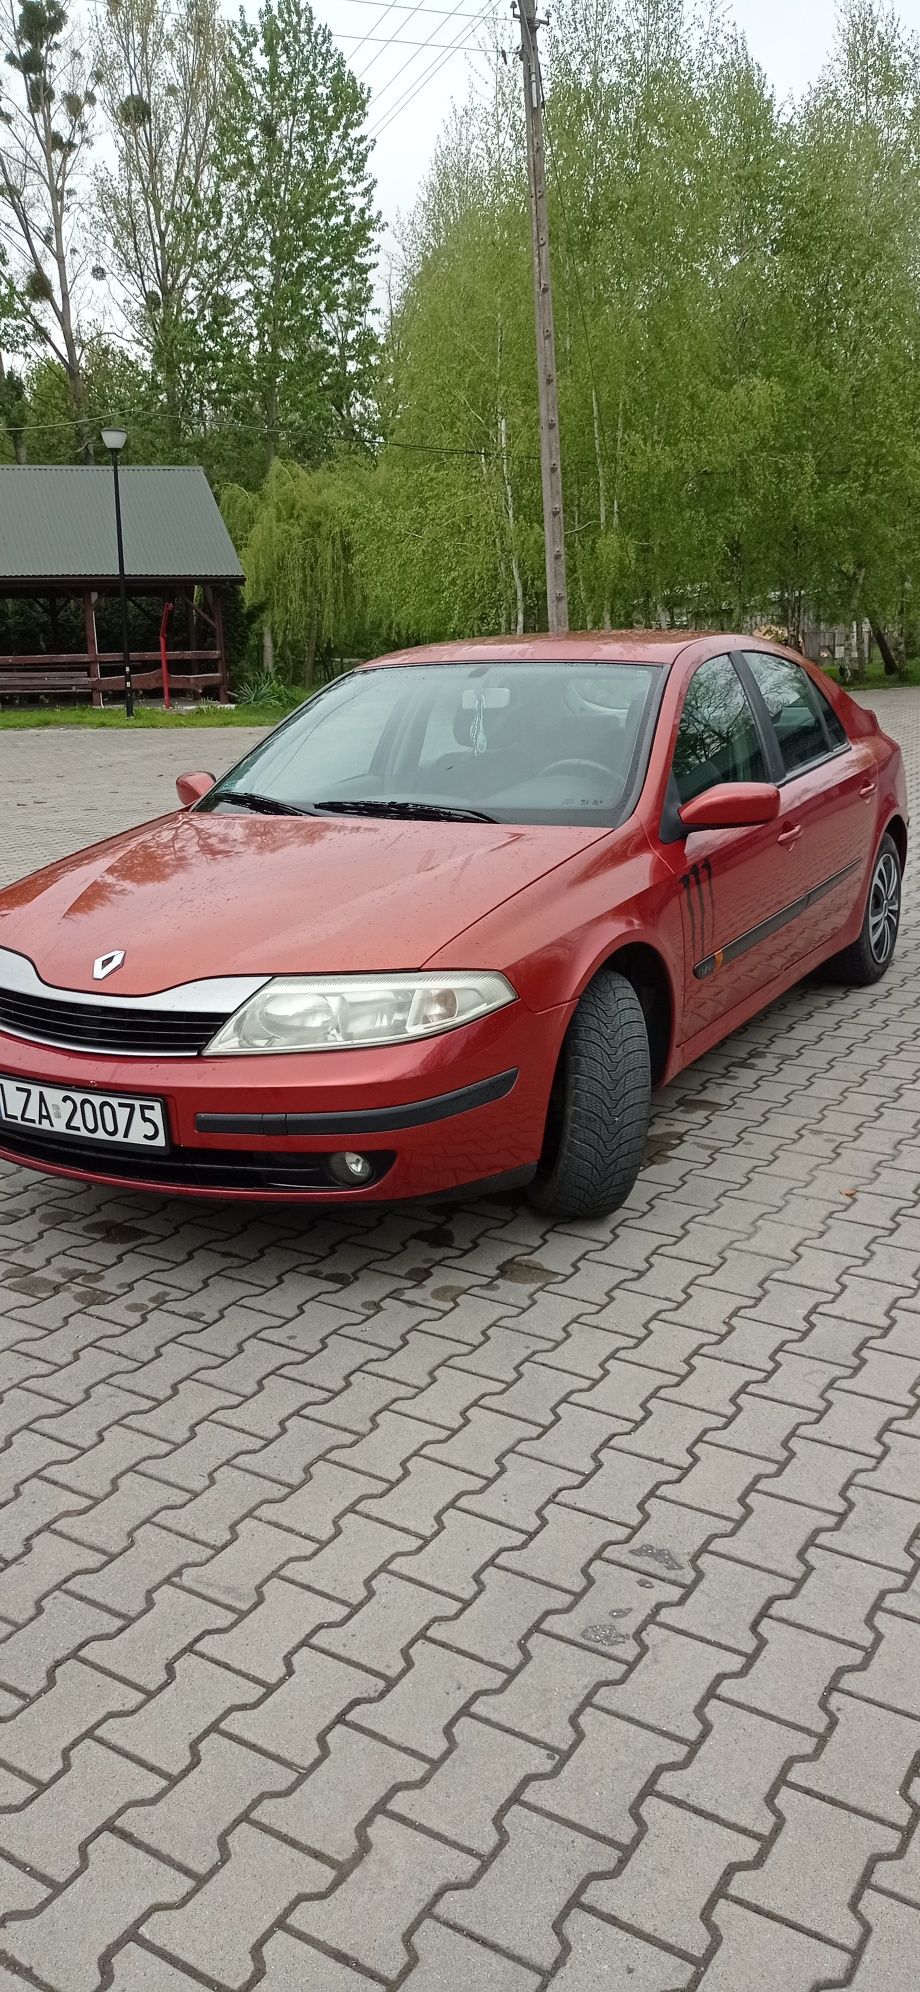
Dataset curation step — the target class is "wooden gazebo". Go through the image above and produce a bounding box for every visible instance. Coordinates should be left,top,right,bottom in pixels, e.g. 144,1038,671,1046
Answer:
0,465,244,705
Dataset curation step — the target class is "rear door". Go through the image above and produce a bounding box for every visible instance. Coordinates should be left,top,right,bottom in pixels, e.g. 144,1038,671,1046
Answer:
664,653,809,1042
738,651,877,955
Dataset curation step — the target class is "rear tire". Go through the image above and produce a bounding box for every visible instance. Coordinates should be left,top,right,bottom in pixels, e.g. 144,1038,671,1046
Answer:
828,831,901,986
529,971,651,1221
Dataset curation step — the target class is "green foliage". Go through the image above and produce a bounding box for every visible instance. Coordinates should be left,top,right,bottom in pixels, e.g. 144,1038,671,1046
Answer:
223,459,364,684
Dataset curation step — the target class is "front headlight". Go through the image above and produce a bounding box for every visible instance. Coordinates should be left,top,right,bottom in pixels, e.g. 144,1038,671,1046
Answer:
205,971,517,1054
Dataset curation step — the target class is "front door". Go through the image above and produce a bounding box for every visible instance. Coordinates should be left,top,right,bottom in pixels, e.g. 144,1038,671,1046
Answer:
664,653,809,1042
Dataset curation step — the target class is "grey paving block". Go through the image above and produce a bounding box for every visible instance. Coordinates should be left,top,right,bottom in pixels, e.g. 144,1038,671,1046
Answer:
657,1699,805,1835
789,1692,920,1826
658,1550,794,1652
0,1737,163,1884
498,1504,630,1592
401,1920,541,1989
0,1527,104,1625
197,1575,346,1683
312,1572,452,1679
97,1652,264,1775
142,1820,332,1988
0,1656,142,1780
596,1626,745,1742
848,1610,920,1718
80,1580,233,1690
390,1509,523,1601
559,1447,682,1526
180,1517,322,1610
584,1797,758,1955
392,1711,554,1853
552,1907,695,1990
226,1645,382,1769
474,1628,629,1749
771,1545,891,1647
359,1457,481,1535
289,1813,478,1979
846,1890,920,1991
256,1722,419,1860
2,1830,190,1992
123,1732,300,1876
702,1900,850,1990
525,1706,683,1844
541,1557,679,1665
730,1786,899,1946
68,1518,213,1616
604,1493,735,1585
721,1617,863,1733
439,1802,616,1969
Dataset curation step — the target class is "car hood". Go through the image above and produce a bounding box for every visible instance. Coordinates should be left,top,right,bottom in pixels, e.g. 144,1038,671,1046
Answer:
0,809,602,995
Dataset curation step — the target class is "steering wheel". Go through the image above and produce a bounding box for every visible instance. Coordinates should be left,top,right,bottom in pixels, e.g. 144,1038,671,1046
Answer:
542,758,612,781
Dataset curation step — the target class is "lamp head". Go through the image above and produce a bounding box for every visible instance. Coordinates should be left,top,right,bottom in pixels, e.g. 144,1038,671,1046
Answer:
101,427,127,454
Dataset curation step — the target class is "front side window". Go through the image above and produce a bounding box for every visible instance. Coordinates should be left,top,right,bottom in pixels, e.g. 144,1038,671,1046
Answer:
201,660,662,828
672,655,767,804
744,653,833,773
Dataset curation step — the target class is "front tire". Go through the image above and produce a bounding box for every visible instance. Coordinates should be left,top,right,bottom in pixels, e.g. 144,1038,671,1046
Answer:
529,971,651,1221
828,831,902,986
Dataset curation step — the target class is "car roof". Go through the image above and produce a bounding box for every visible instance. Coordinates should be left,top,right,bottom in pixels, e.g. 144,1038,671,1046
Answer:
362,632,697,668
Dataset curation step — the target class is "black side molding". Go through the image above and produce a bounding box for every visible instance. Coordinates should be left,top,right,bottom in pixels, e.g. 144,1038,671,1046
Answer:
196,1067,519,1138
693,860,860,981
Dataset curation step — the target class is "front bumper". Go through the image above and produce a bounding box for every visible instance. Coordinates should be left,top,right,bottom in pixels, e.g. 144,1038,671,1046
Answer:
0,1001,566,1203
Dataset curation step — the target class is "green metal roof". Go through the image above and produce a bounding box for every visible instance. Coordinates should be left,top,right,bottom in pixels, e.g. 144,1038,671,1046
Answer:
0,465,244,585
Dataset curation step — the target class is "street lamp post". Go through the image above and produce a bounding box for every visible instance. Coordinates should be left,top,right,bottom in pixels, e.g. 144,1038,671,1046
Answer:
101,427,133,719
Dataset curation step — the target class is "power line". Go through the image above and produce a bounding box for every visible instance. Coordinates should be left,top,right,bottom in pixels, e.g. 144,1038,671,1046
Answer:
329,0,489,14
337,29,485,47
369,6,495,134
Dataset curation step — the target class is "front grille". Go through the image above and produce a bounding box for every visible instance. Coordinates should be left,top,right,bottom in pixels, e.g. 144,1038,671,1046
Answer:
0,1126,396,1192
0,988,226,1058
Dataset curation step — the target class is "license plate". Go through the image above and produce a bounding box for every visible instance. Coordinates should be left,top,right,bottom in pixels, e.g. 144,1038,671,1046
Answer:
0,1077,168,1150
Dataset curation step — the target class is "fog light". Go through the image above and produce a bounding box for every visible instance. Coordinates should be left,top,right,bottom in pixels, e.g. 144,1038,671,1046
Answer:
329,1150,374,1185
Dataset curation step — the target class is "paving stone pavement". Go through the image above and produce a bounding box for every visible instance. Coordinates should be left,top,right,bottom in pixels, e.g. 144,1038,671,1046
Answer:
0,701,918,1989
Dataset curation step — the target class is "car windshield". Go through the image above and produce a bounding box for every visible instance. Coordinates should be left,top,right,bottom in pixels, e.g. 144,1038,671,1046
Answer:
203,661,663,828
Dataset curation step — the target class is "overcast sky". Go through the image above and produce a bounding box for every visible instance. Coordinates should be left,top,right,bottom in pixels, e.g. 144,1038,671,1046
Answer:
307,0,920,276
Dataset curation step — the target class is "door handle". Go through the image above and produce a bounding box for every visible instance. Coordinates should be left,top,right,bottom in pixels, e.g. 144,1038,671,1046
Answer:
777,824,802,847
859,778,878,798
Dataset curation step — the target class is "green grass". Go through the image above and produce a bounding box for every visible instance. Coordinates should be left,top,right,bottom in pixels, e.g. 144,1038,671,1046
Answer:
825,656,920,691
0,702,282,730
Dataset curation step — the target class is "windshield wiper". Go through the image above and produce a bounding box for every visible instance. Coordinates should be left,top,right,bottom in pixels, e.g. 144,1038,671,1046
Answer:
214,790,313,818
313,799,497,824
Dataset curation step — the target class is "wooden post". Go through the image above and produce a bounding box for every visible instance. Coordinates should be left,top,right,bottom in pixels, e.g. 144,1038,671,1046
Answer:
212,588,229,702
84,589,103,708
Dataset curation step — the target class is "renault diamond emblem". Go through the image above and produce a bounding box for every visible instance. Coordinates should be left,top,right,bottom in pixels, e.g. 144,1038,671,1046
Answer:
93,949,126,981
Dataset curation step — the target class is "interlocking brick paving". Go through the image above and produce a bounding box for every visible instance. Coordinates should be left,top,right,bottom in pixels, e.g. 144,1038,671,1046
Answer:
0,696,917,1988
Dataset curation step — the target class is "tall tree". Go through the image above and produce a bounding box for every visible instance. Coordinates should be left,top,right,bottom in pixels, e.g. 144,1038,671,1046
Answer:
0,0,97,454
201,0,378,469
94,0,222,439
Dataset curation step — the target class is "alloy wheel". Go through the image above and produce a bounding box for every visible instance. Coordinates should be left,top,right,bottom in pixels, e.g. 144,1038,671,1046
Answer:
868,849,900,964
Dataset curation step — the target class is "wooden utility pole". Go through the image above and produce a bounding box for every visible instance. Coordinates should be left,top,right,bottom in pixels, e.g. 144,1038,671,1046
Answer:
517,0,568,631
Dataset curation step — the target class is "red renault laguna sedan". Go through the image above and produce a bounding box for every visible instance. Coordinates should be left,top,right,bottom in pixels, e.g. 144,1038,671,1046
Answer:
0,634,907,1219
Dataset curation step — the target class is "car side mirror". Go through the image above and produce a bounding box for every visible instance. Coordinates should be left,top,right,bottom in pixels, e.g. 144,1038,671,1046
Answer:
176,771,215,807
678,781,780,833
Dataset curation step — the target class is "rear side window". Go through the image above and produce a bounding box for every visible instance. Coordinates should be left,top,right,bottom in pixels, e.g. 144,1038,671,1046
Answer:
811,682,848,748
672,654,767,804
744,653,830,773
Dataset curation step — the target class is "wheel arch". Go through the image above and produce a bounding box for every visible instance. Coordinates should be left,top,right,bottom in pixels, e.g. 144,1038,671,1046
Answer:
885,812,908,873
591,939,675,1088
